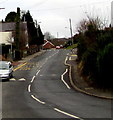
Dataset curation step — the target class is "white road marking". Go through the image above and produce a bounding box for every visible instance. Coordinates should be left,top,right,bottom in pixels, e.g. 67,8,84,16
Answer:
28,84,31,92
39,75,43,76
46,58,49,60
10,78,16,81
26,51,83,119
31,95,45,104
51,74,57,76
54,108,83,120
69,57,71,60
36,70,40,76
61,69,71,89
65,56,68,64
18,78,26,81
31,76,36,83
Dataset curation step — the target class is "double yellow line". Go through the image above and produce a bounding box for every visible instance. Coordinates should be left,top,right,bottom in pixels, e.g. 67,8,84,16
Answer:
13,62,28,71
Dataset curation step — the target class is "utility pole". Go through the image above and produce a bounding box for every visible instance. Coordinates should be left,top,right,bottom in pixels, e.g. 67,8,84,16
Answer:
57,32,59,38
15,7,20,50
69,18,73,44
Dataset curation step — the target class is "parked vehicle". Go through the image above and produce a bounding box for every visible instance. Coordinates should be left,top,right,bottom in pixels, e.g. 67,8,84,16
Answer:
0,61,13,80
56,46,60,49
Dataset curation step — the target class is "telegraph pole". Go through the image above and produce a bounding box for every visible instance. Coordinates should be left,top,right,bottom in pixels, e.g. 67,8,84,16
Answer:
69,18,73,44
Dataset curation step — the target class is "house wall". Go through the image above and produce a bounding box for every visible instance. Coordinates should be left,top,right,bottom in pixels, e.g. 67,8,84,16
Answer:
0,32,12,45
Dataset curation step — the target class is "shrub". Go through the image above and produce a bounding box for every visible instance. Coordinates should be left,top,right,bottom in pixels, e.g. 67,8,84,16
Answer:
77,35,87,61
82,47,97,79
97,43,113,87
97,31,113,50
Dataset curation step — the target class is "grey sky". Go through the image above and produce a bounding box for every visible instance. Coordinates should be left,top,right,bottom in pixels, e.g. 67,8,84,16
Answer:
0,0,112,38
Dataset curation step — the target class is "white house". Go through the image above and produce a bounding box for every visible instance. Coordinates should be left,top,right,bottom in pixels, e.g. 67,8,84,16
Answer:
0,22,28,60
0,32,13,45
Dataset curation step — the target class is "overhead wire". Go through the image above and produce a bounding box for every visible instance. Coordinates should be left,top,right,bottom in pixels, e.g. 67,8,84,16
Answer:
0,0,9,4
28,0,111,12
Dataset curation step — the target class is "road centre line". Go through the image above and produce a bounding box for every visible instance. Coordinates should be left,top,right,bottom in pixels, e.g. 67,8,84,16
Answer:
54,108,84,120
36,70,40,76
61,69,71,89
28,84,31,92
38,52,59,69
31,76,36,83
28,51,83,118
31,95,45,105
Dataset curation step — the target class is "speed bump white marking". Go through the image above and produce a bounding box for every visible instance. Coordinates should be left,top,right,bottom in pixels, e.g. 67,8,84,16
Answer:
10,78,16,81
18,78,26,81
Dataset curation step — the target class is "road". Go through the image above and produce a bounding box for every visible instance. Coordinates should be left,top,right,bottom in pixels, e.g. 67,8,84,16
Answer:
2,49,112,119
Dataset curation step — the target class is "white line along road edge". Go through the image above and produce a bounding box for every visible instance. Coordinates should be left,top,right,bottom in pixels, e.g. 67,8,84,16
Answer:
61,68,71,89
31,95,46,105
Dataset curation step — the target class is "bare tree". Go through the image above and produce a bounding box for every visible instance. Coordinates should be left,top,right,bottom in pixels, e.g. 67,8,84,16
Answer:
44,32,54,40
77,16,107,34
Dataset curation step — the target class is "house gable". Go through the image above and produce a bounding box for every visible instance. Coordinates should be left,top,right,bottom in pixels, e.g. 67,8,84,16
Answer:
43,40,55,49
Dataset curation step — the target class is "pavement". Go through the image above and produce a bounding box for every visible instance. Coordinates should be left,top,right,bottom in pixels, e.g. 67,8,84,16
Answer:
66,49,113,100
12,49,113,100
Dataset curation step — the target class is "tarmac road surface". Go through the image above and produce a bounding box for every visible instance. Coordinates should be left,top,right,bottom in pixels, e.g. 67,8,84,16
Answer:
1,49,112,119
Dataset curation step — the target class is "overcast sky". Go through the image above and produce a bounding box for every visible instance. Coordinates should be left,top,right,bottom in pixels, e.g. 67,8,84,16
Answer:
0,0,112,38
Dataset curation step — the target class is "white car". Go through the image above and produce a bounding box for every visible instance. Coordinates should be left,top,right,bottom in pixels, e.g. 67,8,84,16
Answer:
0,61,13,80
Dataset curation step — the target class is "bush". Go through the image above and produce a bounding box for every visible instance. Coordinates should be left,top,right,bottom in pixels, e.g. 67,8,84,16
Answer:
77,17,113,88
77,35,87,61
82,47,97,78
97,43,113,87
97,31,113,49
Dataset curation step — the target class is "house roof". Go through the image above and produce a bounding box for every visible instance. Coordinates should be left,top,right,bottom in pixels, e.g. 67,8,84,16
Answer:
0,22,15,32
43,40,55,47
0,22,27,32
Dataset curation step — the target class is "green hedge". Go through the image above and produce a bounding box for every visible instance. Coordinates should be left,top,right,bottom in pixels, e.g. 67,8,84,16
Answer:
77,28,113,88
